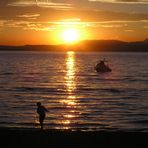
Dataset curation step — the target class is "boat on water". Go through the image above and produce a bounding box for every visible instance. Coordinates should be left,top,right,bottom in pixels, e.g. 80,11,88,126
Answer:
95,59,112,73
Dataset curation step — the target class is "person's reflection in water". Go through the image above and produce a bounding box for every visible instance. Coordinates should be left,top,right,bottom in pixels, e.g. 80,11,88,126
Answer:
36,102,48,130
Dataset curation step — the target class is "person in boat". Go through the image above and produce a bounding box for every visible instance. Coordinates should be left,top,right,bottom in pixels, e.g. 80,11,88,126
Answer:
96,59,106,69
95,59,111,72
36,102,48,130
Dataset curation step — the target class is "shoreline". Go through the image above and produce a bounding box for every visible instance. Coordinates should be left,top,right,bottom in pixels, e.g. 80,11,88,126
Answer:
1,127,148,147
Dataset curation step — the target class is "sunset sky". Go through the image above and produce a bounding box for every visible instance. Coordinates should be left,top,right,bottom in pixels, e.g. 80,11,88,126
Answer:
0,0,148,45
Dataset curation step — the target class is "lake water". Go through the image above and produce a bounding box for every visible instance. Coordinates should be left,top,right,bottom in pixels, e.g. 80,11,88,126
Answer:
0,51,148,131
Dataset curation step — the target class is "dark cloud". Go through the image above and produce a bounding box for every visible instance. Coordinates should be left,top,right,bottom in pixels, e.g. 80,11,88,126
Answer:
1,5,148,22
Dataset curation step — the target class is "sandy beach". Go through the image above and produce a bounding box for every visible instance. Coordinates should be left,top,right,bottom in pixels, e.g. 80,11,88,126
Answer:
0,127,148,148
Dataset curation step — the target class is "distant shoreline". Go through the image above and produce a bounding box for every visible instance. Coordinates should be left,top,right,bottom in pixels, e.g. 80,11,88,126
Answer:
0,39,148,52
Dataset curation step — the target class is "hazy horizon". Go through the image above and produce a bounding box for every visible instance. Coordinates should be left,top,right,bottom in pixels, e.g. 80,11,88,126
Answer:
0,38,148,46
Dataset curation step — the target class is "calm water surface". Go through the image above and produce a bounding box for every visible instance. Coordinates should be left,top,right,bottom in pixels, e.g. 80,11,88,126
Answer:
0,51,148,131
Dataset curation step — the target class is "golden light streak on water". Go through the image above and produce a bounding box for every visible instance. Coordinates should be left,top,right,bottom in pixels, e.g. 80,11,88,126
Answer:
65,51,76,93
60,95,77,106
61,51,77,128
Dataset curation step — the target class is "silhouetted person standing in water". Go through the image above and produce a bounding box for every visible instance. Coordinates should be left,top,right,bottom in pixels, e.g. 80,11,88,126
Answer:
36,102,48,130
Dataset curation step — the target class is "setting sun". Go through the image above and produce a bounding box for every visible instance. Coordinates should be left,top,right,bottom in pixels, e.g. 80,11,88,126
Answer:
62,29,79,43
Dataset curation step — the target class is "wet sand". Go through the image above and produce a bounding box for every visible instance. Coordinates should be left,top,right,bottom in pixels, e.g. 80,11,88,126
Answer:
0,127,148,148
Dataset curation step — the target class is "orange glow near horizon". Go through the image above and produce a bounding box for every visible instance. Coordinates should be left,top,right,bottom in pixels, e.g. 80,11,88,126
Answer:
50,21,89,45
0,19,143,46
1,19,147,46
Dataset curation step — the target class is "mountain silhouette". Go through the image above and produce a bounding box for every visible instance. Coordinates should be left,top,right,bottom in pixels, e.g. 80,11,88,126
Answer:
0,39,148,52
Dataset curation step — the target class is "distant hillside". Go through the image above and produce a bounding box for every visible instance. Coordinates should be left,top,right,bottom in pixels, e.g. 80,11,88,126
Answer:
78,40,127,52
0,39,148,52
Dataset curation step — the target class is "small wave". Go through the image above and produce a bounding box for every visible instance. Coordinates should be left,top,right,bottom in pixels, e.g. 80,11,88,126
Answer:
50,106,72,110
99,88,123,93
0,121,34,126
77,88,123,93
131,120,148,124
13,87,62,93
124,77,148,82
0,72,14,75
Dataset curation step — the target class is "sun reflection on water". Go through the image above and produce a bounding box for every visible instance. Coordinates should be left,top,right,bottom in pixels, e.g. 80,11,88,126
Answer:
60,51,78,129
65,51,76,93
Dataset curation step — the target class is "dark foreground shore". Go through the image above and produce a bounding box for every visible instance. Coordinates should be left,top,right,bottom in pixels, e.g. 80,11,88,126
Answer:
0,128,148,148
